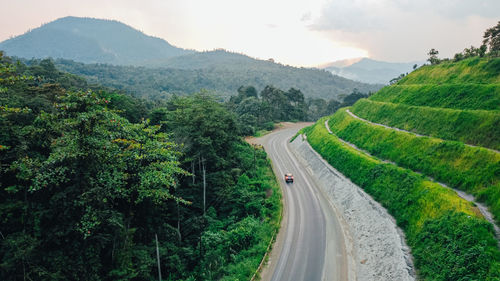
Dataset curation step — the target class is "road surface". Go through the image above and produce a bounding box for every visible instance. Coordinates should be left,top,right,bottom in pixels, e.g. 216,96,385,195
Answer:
256,124,348,281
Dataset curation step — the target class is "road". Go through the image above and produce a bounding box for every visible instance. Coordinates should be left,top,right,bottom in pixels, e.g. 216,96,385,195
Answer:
256,124,348,281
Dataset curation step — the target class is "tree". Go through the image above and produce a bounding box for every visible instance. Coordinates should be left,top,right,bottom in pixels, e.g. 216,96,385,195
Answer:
483,21,500,56
427,48,440,65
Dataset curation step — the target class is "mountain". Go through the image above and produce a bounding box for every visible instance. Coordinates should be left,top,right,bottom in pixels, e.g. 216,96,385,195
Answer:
51,50,382,100
304,56,500,280
322,58,425,84
2,17,382,100
317,57,363,69
0,16,193,65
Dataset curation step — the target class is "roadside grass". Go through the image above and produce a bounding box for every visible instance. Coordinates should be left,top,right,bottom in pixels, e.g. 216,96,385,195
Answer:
328,108,500,224
306,117,500,280
351,99,500,150
254,129,272,137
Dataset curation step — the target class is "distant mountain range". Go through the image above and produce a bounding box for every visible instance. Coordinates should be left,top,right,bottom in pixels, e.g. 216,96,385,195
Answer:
0,16,193,65
321,58,426,84
1,16,383,100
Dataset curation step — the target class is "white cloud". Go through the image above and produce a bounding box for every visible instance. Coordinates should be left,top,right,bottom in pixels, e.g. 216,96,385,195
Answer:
1,0,497,65
309,0,500,61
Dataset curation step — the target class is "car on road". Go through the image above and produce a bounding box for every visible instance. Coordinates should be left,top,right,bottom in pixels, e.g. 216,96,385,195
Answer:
285,173,294,183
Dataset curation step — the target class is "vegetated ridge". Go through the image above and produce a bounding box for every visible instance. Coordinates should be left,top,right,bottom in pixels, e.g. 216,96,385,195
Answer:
0,16,193,65
50,50,381,101
0,16,382,100
302,44,500,279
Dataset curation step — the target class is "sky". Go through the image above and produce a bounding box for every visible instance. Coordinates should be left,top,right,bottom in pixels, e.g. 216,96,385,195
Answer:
1,0,498,67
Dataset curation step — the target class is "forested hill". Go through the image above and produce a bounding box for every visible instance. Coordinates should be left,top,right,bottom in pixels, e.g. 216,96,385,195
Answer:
1,16,382,100
0,16,193,65
51,52,382,101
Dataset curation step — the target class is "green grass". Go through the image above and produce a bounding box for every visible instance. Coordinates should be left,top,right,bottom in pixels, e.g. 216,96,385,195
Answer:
306,117,500,280
351,99,500,150
369,57,500,111
329,108,500,224
369,83,500,110
400,57,500,84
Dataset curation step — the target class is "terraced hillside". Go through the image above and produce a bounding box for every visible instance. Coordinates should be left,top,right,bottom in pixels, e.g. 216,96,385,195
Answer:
303,57,500,280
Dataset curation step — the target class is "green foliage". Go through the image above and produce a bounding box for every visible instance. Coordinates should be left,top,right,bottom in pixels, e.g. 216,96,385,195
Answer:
483,21,500,56
328,108,500,223
427,48,441,65
1,55,282,280
351,99,500,150
370,83,500,110
394,57,500,85
51,53,382,101
1,90,186,280
413,212,499,281
305,118,500,280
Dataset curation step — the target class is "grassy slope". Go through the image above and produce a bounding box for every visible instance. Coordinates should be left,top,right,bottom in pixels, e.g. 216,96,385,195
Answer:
399,58,500,84
351,99,500,150
329,108,500,223
310,57,500,279
370,57,500,111
370,84,500,110
306,119,500,280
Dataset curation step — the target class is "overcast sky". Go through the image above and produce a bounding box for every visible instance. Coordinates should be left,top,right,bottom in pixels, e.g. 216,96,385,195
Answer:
1,0,498,67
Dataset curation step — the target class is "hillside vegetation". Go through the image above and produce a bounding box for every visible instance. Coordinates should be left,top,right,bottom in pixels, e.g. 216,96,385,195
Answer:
50,51,381,101
351,99,500,150
305,54,500,279
0,16,192,65
0,16,382,101
304,119,499,280
370,58,500,111
329,108,500,222
0,52,282,280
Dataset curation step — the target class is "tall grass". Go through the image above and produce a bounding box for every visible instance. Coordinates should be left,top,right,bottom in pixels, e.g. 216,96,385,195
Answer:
369,84,500,110
328,108,500,223
306,118,500,280
351,99,500,150
400,57,500,84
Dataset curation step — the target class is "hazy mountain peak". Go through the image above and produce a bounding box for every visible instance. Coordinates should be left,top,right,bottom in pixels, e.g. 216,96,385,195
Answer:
317,57,364,68
0,16,193,65
321,57,425,84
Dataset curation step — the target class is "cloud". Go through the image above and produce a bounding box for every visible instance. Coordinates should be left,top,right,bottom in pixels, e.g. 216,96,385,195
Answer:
301,12,312,22
309,0,500,61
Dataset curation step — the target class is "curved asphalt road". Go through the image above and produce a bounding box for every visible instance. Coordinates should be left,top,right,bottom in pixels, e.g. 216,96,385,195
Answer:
257,124,348,281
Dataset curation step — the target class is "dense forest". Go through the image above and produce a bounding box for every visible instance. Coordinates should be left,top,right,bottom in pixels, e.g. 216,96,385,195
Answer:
227,85,367,135
50,51,380,101
0,52,283,280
